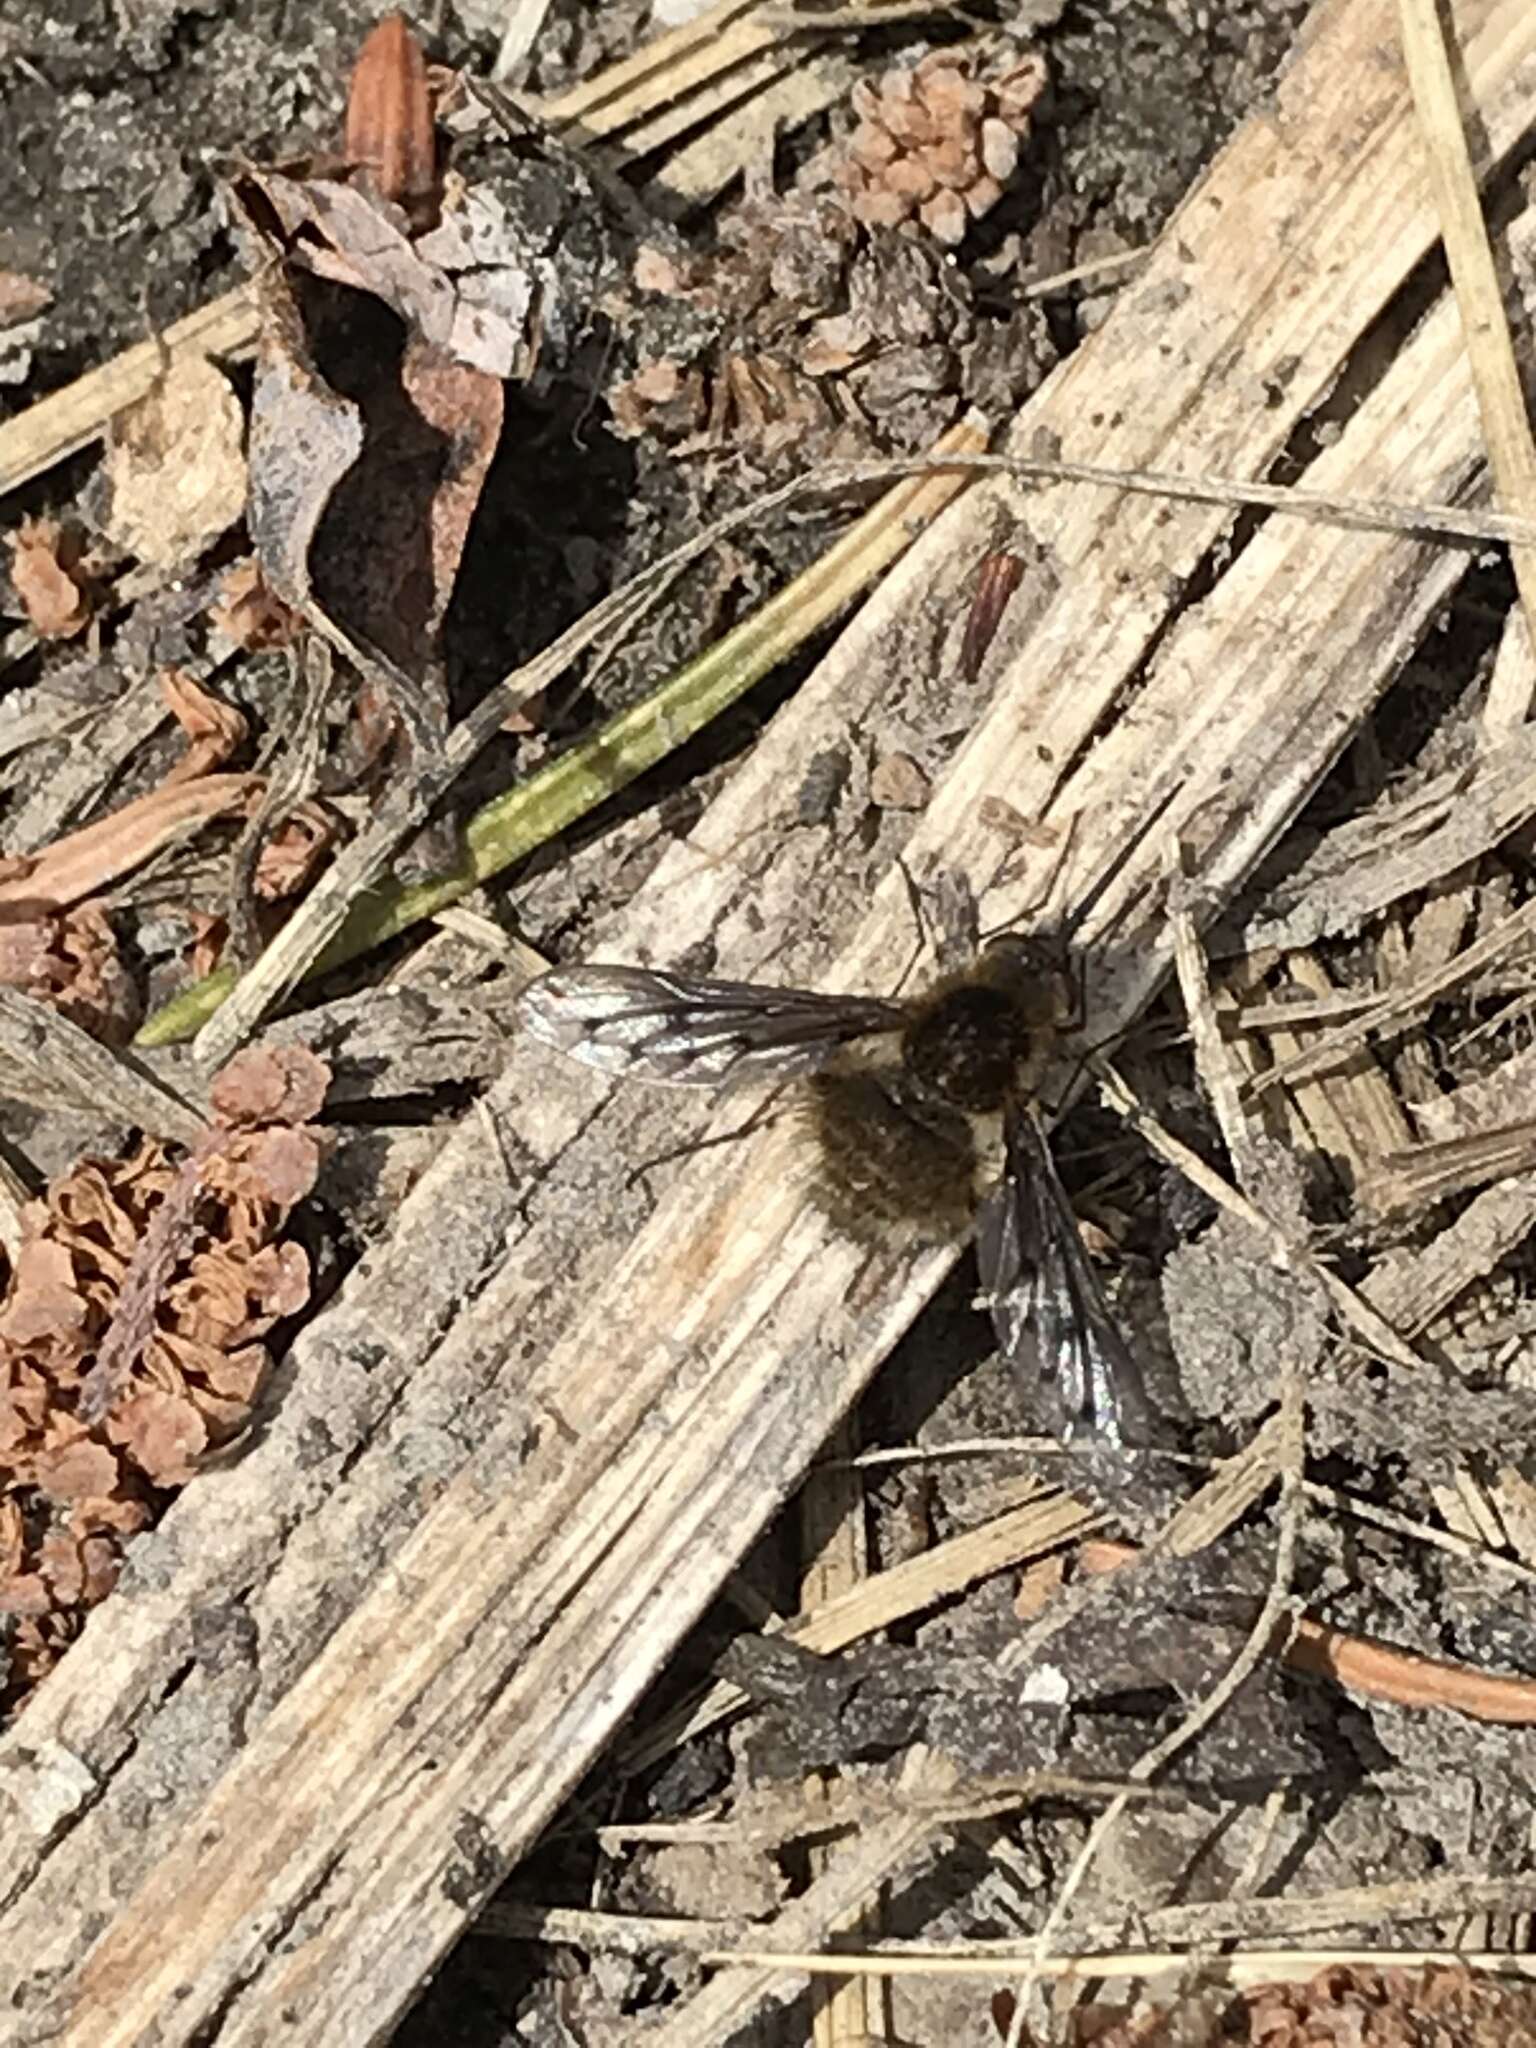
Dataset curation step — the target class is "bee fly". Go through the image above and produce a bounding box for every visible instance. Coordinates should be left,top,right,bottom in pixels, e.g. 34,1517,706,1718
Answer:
517,939,1154,1450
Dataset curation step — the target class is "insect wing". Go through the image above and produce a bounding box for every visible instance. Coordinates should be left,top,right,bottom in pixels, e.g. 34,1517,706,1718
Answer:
977,1102,1153,1449
518,964,907,1088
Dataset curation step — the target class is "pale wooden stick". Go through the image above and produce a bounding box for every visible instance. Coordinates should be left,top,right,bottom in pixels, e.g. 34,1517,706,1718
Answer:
486,1869,1536,1956
1399,0,1536,740
799,1417,890,2048
682,1943,1536,1986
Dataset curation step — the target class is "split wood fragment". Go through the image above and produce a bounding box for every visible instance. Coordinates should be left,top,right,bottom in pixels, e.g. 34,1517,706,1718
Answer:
1398,0,1536,740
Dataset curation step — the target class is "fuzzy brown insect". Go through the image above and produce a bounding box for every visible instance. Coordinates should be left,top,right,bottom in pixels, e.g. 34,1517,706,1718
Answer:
518,944,1154,1449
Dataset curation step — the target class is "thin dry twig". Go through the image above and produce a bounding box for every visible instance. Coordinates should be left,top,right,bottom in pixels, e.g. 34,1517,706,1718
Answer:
1305,1479,1536,1587
1000,1377,1306,2047
658,1941,1536,1987
488,1869,1536,1961
1398,0,1536,741
1080,1538,1536,1725
1093,1059,1424,1374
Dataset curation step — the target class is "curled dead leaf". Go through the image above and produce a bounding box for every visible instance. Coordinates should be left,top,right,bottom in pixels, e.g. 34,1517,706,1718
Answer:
0,901,138,1043
203,1126,324,1212
161,668,249,782
0,1574,52,1619
255,803,337,900
1,1048,329,1718
179,1336,270,1407
32,1436,120,1503
0,1238,88,1352
70,1493,151,1539
208,559,300,651
0,1368,50,1453
8,517,92,640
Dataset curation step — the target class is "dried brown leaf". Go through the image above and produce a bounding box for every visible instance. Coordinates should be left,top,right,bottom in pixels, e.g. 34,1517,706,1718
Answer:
166,1252,251,1340
0,1239,88,1352
8,516,92,639
0,1574,52,1618
0,777,257,915
69,1493,151,1539
101,354,249,572
181,1336,270,1406
40,1527,92,1604
840,47,1047,243
243,1239,311,1322
208,558,300,651
345,12,438,230
1,1052,327,1720
161,668,249,782
203,1125,324,1210
253,803,336,900
0,901,138,1043
398,335,504,649
0,1368,50,1453
76,1533,121,1604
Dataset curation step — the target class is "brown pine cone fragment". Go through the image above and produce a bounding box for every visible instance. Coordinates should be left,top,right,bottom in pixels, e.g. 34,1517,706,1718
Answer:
839,48,1048,246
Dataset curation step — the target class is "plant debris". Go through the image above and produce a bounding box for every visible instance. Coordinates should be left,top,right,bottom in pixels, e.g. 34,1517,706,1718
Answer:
1240,1962,1536,2048
344,11,441,229
837,47,1050,245
995,1963,1536,2046
0,1042,328,1714
98,354,249,574
7,516,95,641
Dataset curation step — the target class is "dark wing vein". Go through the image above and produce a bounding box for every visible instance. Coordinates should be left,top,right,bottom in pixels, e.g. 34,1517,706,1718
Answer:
976,1100,1153,1449
518,963,907,1087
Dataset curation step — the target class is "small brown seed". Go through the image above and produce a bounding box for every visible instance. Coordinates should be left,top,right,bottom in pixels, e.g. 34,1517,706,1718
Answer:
345,12,438,230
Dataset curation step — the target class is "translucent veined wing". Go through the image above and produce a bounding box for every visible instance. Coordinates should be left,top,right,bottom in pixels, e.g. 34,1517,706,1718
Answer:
976,1099,1154,1449
518,963,908,1088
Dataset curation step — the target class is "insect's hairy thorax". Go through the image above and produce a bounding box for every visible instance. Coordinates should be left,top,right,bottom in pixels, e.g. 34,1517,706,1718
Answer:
899,942,1069,1115
901,984,1031,1113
